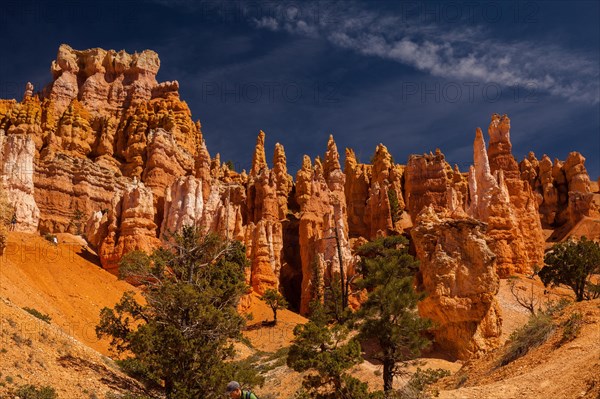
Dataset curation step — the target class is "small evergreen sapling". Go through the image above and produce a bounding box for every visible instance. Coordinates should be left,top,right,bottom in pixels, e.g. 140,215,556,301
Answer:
261,288,288,325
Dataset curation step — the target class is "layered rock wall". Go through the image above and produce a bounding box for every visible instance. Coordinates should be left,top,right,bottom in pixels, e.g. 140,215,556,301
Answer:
0,45,200,235
98,182,161,274
520,151,598,229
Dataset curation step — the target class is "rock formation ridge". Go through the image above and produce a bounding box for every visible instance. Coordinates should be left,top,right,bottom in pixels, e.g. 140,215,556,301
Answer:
1,46,598,360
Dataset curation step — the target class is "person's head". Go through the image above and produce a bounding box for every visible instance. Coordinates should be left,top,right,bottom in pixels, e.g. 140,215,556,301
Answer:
226,381,242,398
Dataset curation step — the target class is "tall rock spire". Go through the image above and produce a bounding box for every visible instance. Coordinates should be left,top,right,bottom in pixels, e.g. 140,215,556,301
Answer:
295,155,313,207
251,130,267,176
273,142,293,219
473,127,498,196
468,118,544,277
487,113,519,179
323,134,341,179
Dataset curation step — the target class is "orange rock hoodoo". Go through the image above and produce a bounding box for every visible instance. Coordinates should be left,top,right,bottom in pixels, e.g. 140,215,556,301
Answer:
295,136,355,314
520,150,599,232
411,206,502,360
485,114,544,275
1,47,598,359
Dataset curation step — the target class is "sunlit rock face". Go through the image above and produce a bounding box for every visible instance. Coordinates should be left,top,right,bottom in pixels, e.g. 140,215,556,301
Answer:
0,45,200,237
0,130,40,232
98,181,161,275
467,128,529,277
484,114,544,275
295,136,354,315
244,131,287,296
520,150,597,231
404,148,470,222
411,206,502,360
344,144,411,240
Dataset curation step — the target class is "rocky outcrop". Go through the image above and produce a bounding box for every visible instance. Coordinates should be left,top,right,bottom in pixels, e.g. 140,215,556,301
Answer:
0,130,40,232
364,144,408,237
344,144,408,240
520,151,595,228
564,152,591,194
404,149,456,218
85,210,108,249
159,131,292,297
411,206,502,360
161,174,246,239
98,182,161,275
0,45,202,274
296,136,354,315
486,114,544,274
0,46,200,237
273,142,293,219
468,128,528,277
34,154,129,234
245,132,284,295
45,44,160,119
568,190,600,228
344,148,371,238
563,152,598,226
161,175,206,236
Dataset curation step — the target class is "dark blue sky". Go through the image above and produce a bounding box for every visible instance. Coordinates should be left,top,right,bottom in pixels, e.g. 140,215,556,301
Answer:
1,0,598,178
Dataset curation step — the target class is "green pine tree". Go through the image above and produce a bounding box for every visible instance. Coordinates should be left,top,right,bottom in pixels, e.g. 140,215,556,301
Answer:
539,236,600,301
261,288,288,325
356,235,431,393
96,226,256,398
287,302,370,398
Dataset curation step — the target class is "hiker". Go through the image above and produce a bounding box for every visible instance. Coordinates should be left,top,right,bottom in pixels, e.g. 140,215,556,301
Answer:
10,212,16,231
226,381,258,399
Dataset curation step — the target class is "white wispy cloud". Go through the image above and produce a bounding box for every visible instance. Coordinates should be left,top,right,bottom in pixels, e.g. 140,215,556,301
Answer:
250,1,599,104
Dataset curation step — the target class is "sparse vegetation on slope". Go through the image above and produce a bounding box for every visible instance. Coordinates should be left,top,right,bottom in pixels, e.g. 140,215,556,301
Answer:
13,384,58,399
499,313,555,366
23,307,52,323
435,288,600,399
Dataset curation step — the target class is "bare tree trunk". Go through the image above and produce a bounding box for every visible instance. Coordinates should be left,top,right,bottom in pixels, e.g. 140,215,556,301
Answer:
165,377,174,398
383,358,394,392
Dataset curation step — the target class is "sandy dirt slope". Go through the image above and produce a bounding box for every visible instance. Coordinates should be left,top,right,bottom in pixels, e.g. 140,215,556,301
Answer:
0,232,141,355
437,294,600,399
0,297,150,398
242,292,308,352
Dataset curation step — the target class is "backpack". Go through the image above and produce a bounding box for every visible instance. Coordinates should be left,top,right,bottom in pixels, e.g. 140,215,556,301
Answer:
242,390,258,399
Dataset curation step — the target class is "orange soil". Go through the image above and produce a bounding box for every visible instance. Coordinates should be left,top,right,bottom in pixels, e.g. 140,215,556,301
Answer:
0,298,149,398
0,232,141,355
437,280,600,399
242,292,307,352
